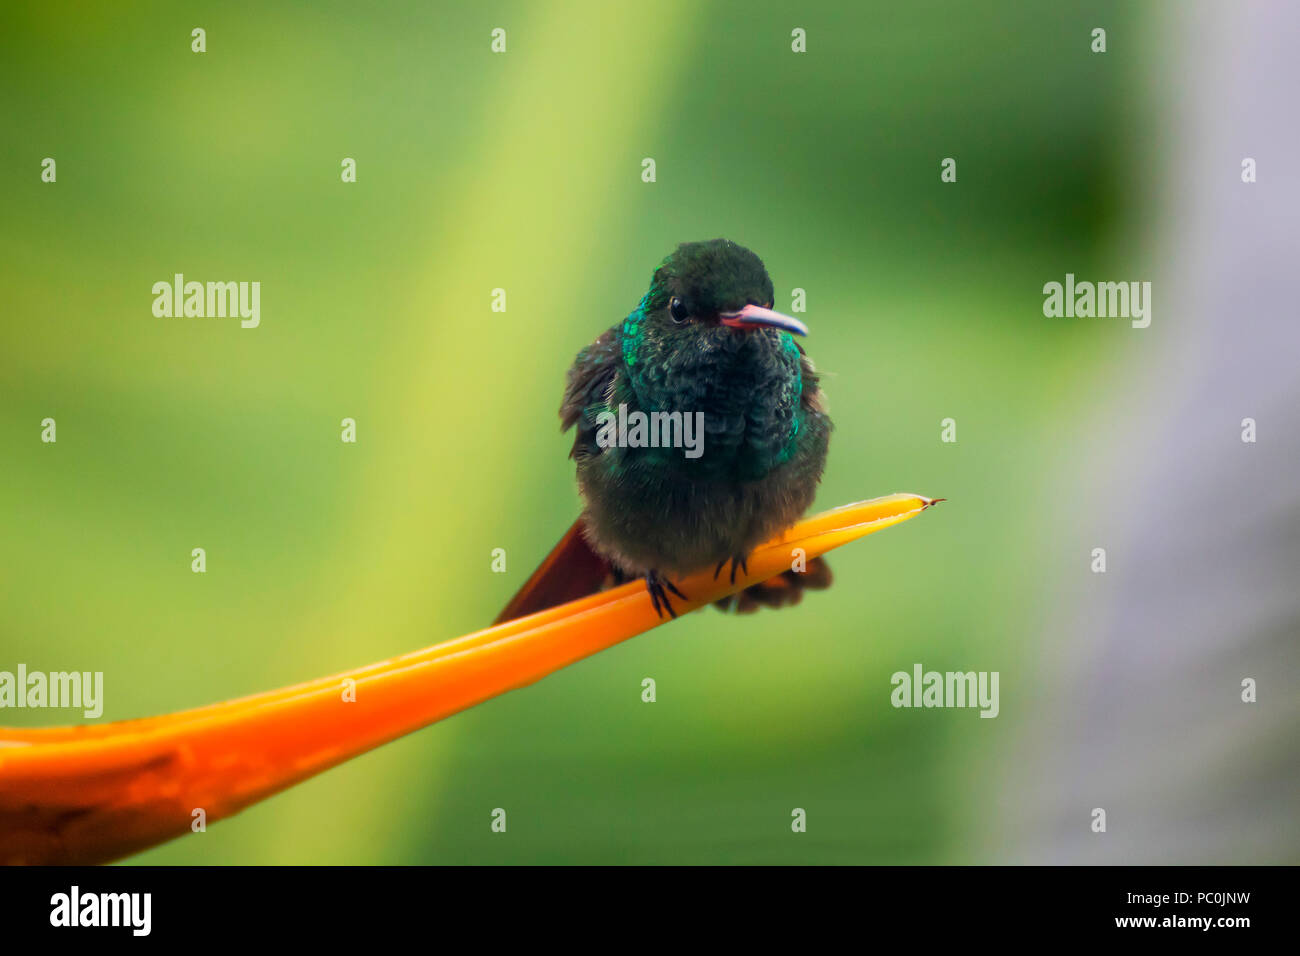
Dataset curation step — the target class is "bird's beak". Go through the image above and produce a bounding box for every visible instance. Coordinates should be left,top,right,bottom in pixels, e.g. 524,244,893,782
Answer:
719,304,809,337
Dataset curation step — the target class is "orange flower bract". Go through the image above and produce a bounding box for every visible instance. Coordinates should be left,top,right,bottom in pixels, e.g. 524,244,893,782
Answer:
0,493,940,865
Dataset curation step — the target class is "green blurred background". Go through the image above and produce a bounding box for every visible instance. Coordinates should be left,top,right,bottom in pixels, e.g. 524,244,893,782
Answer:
2,0,1143,863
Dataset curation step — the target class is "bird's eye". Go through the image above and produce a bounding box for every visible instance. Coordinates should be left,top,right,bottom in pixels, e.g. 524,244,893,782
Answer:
669,297,688,323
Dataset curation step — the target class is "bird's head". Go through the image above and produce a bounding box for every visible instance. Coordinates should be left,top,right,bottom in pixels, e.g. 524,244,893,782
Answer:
627,239,807,351
621,239,808,391
618,241,809,468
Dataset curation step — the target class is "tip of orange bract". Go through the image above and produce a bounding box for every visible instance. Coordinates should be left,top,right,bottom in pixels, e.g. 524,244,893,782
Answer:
0,492,940,865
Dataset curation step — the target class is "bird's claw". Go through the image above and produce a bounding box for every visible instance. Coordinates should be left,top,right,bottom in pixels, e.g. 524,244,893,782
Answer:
712,554,750,585
646,570,686,619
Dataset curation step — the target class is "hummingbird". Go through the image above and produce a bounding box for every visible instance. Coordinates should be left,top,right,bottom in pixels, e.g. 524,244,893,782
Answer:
497,238,832,623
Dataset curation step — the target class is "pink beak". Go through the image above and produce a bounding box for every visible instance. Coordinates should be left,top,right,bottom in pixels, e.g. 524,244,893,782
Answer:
719,303,809,337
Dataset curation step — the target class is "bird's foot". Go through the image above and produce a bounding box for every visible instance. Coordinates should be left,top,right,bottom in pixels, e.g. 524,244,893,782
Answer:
712,553,750,585
645,570,687,619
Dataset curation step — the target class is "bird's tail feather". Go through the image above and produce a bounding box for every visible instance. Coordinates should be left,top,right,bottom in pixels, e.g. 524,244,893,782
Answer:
495,518,832,624
494,518,614,625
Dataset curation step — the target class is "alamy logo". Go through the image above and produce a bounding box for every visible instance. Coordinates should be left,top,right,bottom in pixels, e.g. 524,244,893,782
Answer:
0,664,103,718
595,403,705,459
152,273,260,328
1042,273,1151,328
890,663,999,718
50,886,151,936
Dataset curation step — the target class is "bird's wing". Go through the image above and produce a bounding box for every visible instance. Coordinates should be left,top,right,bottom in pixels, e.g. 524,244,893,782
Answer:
495,327,624,624
560,325,623,460
796,346,828,415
